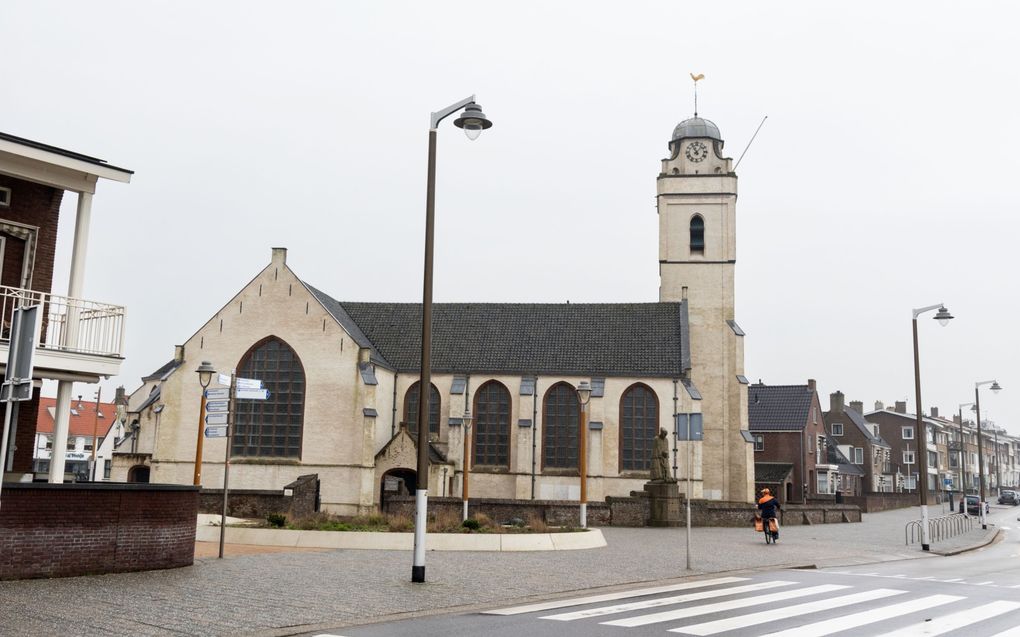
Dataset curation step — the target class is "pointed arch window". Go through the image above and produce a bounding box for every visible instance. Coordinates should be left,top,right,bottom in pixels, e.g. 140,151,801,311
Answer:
690,215,705,254
232,336,305,458
473,380,511,469
405,382,440,437
543,382,579,470
620,383,659,472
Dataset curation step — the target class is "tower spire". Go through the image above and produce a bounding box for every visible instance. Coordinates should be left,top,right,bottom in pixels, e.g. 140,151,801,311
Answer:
690,72,704,117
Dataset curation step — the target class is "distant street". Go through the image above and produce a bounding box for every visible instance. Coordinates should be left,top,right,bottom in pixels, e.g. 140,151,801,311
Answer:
315,507,1020,637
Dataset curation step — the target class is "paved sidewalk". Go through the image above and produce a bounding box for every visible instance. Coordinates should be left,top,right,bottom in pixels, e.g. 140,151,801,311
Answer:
0,506,1008,636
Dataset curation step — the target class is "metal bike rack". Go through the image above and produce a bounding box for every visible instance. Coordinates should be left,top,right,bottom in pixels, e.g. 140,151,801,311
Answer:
905,513,975,545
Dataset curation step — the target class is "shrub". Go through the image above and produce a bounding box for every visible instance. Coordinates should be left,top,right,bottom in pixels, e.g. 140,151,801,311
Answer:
473,512,493,529
462,518,481,531
526,514,548,533
386,514,414,532
266,513,287,528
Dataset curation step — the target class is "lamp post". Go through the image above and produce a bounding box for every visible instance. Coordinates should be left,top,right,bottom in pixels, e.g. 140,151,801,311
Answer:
461,408,472,521
974,379,1002,529
957,402,973,508
576,381,592,529
412,96,492,584
193,361,216,486
911,303,953,551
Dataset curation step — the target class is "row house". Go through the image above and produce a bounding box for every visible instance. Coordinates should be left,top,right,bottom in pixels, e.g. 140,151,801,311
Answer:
1,132,132,483
823,391,894,493
33,396,118,481
865,403,947,496
748,380,834,503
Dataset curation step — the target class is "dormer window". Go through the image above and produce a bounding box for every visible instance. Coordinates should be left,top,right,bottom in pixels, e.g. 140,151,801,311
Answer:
690,215,705,254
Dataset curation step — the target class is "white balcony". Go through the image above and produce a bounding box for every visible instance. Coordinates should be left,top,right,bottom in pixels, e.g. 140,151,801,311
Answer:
0,285,125,381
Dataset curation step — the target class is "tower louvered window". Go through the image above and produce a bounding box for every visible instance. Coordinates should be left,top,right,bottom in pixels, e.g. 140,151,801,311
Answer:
690,215,705,253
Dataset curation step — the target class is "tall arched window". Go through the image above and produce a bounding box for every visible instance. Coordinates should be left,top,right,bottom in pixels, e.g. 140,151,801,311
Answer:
543,382,579,470
620,383,659,472
404,382,440,437
232,336,305,458
690,215,705,254
473,380,511,469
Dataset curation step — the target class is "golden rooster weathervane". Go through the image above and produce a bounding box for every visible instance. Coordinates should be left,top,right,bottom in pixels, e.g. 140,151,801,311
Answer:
690,73,704,117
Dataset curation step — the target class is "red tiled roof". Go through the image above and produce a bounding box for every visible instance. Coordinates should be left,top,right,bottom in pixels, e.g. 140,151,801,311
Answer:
36,397,118,437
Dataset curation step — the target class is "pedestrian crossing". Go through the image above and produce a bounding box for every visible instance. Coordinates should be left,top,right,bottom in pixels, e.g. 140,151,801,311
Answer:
485,576,1020,635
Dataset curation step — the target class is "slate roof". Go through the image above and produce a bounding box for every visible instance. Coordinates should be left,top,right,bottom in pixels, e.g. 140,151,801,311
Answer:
748,384,815,431
142,358,182,382
755,462,793,483
825,435,865,476
845,407,891,447
305,284,691,378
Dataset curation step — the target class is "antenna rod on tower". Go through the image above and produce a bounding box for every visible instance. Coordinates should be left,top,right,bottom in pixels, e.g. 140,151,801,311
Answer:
689,73,704,117
734,115,768,170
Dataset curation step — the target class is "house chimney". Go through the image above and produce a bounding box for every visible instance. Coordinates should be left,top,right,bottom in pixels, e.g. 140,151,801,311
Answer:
115,386,127,406
174,345,185,363
830,391,845,413
931,406,939,418
807,379,816,392
953,414,961,425
272,247,288,265
875,400,884,411
895,400,907,414
849,400,863,414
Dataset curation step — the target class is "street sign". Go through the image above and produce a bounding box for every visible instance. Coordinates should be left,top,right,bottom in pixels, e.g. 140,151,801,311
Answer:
236,377,263,390
675,413,704,441
943,478,953,487
205,413,228,426
218,373,231,387
1,305,42,402
205,388,230,400
205,400,229,413
236,388,269,400
204,426,228,438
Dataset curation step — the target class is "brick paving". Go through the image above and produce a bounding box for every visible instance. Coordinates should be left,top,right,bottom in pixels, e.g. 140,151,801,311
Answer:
0,505,1008,637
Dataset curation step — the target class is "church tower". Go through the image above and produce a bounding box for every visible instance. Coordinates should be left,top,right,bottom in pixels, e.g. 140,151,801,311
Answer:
658,115,753,503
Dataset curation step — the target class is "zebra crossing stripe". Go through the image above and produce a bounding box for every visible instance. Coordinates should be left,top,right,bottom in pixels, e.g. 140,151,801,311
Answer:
671,588,904,635
875,600,1020,636
751,594,963,637
990,624,1020,637
601,584,850,628
542,580,797,621
482,576,748,615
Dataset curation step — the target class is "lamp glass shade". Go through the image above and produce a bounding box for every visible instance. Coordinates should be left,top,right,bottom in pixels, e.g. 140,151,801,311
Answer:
990,381,1002,394
196,360,217,388
576,381,592,404
462,409,473,425
934,306,953,326
463,122,483,140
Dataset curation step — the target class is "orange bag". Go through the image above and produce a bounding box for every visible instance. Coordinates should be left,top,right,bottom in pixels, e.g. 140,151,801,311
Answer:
768,518,779,533
754,517,763,532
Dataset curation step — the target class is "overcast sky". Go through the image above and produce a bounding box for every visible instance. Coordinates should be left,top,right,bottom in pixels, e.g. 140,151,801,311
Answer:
3,1,1017,433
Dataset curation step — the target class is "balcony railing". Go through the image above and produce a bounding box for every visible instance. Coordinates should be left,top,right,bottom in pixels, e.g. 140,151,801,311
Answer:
1,285,125,358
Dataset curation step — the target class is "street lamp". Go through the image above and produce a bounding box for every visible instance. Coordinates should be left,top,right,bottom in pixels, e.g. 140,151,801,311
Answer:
974,379,1002,529
911,303,952,551
957,402,974,508
576,380,593,529
193,361,217,486
412,95,492,584
461,408,472,521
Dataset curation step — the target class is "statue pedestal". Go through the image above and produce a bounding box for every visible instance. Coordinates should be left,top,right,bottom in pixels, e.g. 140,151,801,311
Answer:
644,481,682,527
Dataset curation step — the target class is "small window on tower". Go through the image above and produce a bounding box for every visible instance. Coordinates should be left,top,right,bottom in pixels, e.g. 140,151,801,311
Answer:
690,215,705,254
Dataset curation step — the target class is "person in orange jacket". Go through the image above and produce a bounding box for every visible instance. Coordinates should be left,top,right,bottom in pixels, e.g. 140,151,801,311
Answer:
757,488,781,537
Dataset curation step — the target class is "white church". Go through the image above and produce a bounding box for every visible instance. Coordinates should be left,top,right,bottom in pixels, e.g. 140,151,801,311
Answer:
119,114,753,514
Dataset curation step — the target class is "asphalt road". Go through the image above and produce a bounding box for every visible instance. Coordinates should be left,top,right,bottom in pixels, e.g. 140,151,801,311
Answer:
318,508,1020,637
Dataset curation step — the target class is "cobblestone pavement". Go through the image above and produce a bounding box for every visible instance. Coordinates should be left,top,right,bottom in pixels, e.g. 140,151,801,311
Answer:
0,505,1009,637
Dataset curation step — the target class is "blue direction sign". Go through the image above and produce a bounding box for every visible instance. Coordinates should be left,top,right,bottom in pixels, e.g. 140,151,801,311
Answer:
205,388,230,400
204,425,228,438
205,400,229,412
205,413,228,426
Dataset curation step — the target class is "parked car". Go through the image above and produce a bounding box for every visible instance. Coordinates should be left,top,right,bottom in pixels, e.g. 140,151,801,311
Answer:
998,490,1019,505
966,495,990,515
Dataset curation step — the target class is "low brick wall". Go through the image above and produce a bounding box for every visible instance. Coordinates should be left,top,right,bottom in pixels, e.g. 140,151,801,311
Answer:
0,482,199,580
843,493,919,513
383,496,612,527
690,501,861,526
200,474,318,520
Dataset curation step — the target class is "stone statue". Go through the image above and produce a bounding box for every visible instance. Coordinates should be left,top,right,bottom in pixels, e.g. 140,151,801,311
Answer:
650,428,676,483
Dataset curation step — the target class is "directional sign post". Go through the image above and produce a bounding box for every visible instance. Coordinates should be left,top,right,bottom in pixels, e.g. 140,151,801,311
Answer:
236,388,269,400
204,426,228,438
205,400,229,413
205,388,230,401
205,413,229,426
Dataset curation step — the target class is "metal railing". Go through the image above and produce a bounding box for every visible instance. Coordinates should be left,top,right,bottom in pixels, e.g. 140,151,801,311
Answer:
905,513,975,545
0,285,125,358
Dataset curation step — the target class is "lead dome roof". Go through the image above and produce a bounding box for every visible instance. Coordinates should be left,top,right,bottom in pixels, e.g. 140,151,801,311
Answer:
672,116,722,142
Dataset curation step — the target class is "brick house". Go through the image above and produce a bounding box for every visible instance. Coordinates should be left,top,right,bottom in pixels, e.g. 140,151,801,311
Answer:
824,391,894,492
748,380,830,503
0,132,132,482
866,403,942,495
